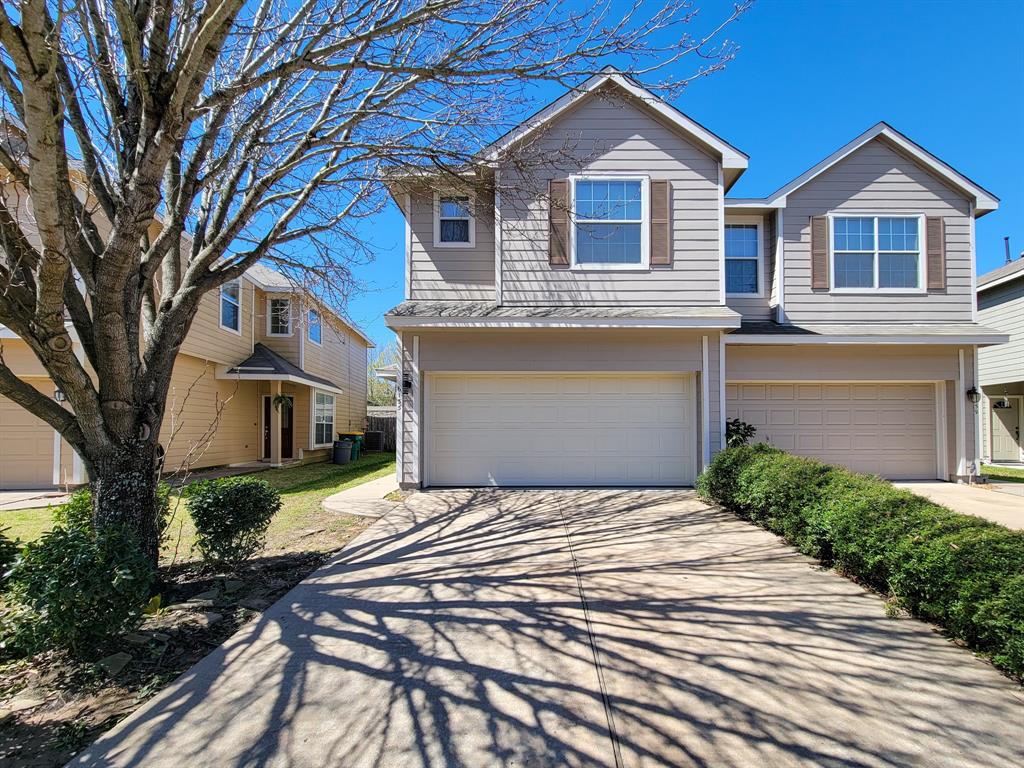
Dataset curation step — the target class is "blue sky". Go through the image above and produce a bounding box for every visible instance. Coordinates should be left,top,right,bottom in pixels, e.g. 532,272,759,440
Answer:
346,0,1024,351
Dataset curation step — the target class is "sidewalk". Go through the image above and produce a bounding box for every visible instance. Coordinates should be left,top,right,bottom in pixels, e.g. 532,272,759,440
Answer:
321,474,400,518
0,490,69,510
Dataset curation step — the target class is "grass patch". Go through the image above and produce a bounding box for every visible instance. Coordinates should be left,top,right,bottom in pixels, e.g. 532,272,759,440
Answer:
983,465,1024,484
0,506,55,544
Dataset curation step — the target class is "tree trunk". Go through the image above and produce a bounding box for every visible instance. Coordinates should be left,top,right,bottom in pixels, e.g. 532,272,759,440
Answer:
90,440,162,567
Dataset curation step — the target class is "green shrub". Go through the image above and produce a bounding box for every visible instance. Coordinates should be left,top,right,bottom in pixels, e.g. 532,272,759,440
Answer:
699,446,1024,680
0,527,19,582
53,483,175,541
725,418,757,448
185,477,281,566
2,526,153,656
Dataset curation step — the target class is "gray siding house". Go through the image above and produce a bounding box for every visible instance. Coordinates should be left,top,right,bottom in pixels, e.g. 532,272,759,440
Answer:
384,69,1007,489
978,259,1024,464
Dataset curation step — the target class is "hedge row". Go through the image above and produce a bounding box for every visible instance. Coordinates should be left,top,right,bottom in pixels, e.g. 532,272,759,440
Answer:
696,444,1024,680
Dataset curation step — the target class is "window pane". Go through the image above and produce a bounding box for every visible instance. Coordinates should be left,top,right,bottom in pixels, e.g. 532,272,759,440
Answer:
439,219,470,243
575,180,641,220
221,281,239,303
833,217,875,251
725,225,758,258
308,310,321,343
575,222,642,264
879,253,919,288
221,299,239,331
439,197,470,218
270,299,290,333
878,217,918,251
834,253,875,288
726,259,758,294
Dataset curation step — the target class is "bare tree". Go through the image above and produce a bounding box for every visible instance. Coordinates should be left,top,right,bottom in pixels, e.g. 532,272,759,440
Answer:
0,0,749,563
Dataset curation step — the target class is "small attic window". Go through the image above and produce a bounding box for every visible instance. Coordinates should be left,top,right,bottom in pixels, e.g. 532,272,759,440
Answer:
434,193,475,248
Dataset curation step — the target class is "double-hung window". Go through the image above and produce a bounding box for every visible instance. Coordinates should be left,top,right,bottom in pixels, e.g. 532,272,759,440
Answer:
832,215,924,291
572,177,647,267
307,309,322,345
725,221,761,295
220,280,241,332
268,298,291,335
434,194,475,247
313,391,334,446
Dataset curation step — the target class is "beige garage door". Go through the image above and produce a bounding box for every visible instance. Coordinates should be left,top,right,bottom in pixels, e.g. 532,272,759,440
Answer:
0,390,55,488
426,373,696,487
726,382,938,480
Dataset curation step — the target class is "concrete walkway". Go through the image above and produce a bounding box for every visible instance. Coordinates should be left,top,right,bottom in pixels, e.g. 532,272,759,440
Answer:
321,474,400,518
73,490,1023,768
0,489,69,510
896,481,1024,529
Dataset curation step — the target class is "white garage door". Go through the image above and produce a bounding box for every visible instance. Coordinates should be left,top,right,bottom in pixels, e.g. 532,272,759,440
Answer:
0,391,55,489
726,382,938,480
426,373,696,487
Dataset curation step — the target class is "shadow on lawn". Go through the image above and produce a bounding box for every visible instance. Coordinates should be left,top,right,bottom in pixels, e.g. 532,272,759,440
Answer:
71,489,1023,768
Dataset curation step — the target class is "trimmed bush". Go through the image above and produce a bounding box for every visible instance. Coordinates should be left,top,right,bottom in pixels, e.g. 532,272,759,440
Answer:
53,483,175,541
185,476,281,566
697,446,1024,680
2,526,153,656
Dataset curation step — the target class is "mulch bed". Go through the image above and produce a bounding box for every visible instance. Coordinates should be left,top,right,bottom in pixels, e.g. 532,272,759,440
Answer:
0,551,333,768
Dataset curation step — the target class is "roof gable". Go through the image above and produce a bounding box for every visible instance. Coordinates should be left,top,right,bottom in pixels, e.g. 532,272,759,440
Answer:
479,68,748,189
763,122,998,215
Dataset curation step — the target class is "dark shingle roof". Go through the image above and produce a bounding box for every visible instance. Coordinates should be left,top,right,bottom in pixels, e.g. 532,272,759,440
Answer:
226,343,341,391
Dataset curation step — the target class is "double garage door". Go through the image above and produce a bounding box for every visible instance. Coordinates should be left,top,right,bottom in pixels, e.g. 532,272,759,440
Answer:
726,382,939,480
425,373,696,487
0,390,55,488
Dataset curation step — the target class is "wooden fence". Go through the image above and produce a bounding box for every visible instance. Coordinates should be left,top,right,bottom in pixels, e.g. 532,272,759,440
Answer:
366,406,396,452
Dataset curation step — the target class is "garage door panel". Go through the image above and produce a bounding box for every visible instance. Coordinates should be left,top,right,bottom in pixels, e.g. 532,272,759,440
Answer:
427,373,694,487
1,390,55,488
728,381,937,480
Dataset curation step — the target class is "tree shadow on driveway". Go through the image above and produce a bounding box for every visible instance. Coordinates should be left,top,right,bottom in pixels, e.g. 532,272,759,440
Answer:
71,489,1024,768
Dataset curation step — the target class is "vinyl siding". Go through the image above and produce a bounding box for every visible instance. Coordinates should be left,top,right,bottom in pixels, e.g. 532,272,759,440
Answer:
724,213,774,321
178,278,255,365
498,90,722,306
254,289,300,361
408,189,495,301
782,137,974,323
978,277,1024,386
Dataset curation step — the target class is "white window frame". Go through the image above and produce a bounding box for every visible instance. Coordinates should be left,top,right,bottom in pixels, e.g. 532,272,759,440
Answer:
267,297,292,336
433,192,476,248
219,279,242,334
569,174,650,271
828,212,927,294
307,308,322,346
724,215,764,298
311,390,335,448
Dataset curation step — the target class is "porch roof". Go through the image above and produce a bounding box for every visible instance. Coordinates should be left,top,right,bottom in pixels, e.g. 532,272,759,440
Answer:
218,343,343,394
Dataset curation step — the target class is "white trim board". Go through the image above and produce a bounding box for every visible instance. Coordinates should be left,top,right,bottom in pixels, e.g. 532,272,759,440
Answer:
724,333,1008,346
386,316,743,330
724,213,765,299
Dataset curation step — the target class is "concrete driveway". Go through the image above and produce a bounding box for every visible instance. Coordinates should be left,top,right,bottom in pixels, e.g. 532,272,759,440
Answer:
73,490,1023,768
896,481,1024,530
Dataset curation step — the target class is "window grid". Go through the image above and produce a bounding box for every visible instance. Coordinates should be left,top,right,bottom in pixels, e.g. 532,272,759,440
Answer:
269,298,291,335
725,224,760,295
832,215,921,291
220,280,240,332
438,196,472,244
314,391,334,446
573,178,644,266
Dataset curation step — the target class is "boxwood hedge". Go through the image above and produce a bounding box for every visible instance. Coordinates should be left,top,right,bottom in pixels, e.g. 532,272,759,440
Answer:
696,445,1024,680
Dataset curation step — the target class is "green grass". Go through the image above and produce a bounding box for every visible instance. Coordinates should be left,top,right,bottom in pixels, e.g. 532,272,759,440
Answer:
2,453,397,563
982,464,1024,484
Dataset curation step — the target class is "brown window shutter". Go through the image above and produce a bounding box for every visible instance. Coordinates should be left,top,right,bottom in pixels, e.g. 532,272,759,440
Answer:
649,180,671,265
926,216,946,290
810,216,829,290
548,180,569,266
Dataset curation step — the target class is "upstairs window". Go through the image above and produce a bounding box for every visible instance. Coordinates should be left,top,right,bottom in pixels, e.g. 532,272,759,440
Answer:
832,215,923,291
725,222,761,295
308,309,322,345
572,177,647,267
314,391,335,446
268,298,291,335
434,194,475,247
220,280,241,332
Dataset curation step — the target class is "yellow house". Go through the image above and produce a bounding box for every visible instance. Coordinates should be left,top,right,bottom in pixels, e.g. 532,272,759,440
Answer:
0,263,372,489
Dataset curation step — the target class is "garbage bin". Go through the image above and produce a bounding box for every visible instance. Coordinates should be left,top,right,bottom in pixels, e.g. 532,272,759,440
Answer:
332,439,353,464
338,433,364,461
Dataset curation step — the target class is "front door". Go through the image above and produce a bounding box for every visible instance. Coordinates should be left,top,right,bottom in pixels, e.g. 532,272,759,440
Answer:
280,396,294,460
263,397,272,459
992,398,1021,461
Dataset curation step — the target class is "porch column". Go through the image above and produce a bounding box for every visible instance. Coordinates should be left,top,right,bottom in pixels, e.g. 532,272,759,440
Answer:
270,380,283,467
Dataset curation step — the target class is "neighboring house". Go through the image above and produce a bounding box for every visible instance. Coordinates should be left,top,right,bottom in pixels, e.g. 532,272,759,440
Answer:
978,258,1024,464
0,262,371,489
383,68,1007,489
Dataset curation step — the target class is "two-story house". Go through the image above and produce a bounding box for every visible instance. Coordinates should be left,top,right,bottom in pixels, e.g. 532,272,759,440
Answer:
978,258,1024,464
0,262,371,489
383,68,1007,489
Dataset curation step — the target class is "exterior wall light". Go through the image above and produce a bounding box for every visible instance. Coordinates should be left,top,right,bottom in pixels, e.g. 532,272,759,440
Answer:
966,387,981,405
53,389,66,402
402,373,413,394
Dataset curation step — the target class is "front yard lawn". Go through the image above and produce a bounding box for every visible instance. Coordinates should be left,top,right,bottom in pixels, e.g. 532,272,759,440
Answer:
0,453,395,768
983,464,1024,484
